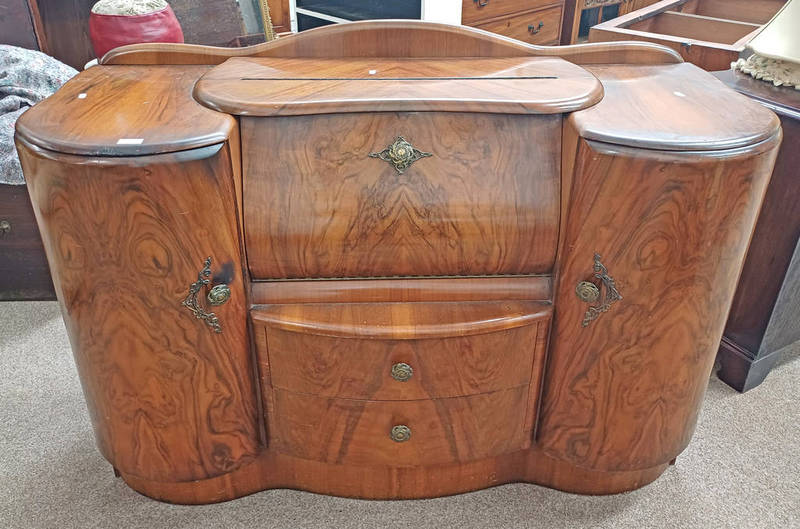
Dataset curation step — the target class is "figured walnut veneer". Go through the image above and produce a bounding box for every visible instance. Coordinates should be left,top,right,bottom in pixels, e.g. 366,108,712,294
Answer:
14,21,782,504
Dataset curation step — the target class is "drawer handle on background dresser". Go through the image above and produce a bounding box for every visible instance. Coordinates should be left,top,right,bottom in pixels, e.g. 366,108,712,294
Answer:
369,136,432,174
578,254,622,328
528,22,544,34
391,362,414,382
181,256,230,334
0,220,10,236
390,425,412,443
473,0,489,6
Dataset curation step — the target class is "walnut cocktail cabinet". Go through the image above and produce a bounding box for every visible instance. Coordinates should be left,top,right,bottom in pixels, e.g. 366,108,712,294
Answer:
15,22,780,504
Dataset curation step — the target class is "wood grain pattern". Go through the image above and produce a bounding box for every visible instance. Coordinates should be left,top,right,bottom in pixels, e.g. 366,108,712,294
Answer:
114,447,670,504
267,387,533,466
571,63,780,151
677,0,785,24
252,303,549,399
250,276,552,304
16,140,262,482
100,20,683,66
15,65,234,157
536,131,781,472
194,56,603,116
243,112,560,279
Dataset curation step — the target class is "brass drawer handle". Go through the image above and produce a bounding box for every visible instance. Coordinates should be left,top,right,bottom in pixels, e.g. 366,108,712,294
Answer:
369,136,432,174
390,425,412,443
528,22,544,34
577,253,622,327
181,257,231,334
391,362,413,382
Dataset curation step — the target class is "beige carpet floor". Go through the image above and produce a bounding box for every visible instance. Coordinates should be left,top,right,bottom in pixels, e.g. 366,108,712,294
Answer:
1,301,798,529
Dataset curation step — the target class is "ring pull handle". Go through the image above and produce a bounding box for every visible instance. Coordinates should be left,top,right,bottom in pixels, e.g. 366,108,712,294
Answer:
181,257,231,334
528,21,544,34
474,0,489,6
576,253,622,327
0,220,10,237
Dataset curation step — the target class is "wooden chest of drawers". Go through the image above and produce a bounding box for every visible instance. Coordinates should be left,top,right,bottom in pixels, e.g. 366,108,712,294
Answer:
462,0,564,46
14,22,781,504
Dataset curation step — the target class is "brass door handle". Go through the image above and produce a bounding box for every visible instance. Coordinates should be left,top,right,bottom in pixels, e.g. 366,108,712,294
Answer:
529,22,544,34
390,425,412,443
181,257,231,333
577,254,622,327
391,362,414,382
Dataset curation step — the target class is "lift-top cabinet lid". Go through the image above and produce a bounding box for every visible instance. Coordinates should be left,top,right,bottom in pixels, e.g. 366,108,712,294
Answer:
571,63,782,151
15,65,235,157
193,56,604,116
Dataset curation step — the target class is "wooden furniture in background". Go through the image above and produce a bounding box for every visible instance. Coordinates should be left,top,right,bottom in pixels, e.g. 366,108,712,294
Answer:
588,0,786,70
713,69,800,392
560,0,660,44
0,0,48,51
462,0,565,46
15,22,780,503
0,185,54,300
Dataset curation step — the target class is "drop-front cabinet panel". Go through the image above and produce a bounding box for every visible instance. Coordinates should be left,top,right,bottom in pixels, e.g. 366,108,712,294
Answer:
243,112,561,279
14,22,783,504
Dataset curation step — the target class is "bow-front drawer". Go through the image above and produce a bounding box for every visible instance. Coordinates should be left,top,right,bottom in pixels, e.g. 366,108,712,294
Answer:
252,301,551,400
266,387,533,466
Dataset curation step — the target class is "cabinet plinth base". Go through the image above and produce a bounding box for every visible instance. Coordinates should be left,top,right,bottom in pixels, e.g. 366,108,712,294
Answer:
118,449,672,504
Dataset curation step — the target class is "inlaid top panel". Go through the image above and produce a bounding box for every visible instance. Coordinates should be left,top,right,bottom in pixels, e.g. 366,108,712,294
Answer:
194,57,603,116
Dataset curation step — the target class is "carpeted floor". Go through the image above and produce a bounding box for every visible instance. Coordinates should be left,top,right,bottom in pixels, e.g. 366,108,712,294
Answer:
1,301,798,529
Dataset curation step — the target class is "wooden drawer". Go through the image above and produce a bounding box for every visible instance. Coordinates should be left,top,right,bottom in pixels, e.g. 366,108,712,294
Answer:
252,301,551,400
242,112,560,279
476,6,562,45
462,0,557,25
266,386,533,466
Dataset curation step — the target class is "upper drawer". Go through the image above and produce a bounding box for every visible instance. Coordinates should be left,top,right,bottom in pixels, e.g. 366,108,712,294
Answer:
252,300,552,400
243,112,561,279
462,0,558,25
476,6,563,45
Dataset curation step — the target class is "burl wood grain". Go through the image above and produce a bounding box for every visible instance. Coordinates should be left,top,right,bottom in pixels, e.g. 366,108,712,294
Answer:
194,56,603,116
243,112,560,279
252,302,550,400
100,20,683,66
267,387,532,466
537,131,781,472
17,140,262,482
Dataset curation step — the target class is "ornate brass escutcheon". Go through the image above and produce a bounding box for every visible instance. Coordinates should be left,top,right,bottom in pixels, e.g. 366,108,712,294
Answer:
369,136,432,174
390,425,412,443
577,254,622,327
391,362,414,382
181,257,231,333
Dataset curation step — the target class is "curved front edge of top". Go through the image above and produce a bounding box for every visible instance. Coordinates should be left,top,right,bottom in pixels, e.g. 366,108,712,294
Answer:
193,56,604,116
570,63,781,151
15,65,235,157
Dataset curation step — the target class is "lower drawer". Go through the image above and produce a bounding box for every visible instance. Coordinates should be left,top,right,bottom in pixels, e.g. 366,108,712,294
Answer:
476,6,562,45
266,386,534,466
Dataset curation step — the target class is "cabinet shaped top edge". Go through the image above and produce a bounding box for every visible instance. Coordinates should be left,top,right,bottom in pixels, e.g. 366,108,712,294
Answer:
193,57,604,116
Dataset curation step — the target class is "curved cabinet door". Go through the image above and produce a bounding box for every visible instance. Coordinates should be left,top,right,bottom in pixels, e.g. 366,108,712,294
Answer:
17,140,261,482
538,133,780,472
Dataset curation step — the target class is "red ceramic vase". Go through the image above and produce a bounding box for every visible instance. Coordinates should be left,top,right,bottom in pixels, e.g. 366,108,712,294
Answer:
89,5,184,60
